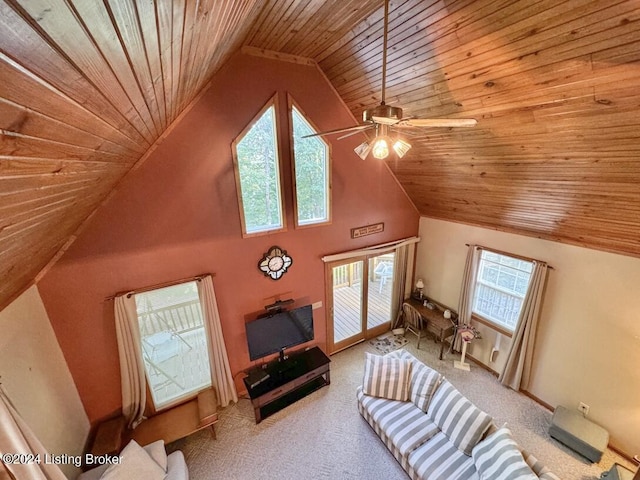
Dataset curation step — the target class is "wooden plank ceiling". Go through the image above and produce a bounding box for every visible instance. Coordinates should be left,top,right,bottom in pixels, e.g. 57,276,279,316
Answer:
1,0,639,311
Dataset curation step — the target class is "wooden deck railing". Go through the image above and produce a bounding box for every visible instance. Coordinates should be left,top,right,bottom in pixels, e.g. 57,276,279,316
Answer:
333,262,362,288
333,254,395,288
138,299,203,337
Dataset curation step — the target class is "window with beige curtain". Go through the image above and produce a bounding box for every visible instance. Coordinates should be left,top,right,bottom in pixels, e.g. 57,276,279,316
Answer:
472,250,534,334
134,281,212,410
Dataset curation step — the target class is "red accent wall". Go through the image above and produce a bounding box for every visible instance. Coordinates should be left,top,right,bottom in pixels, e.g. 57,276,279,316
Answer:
38,52,419,424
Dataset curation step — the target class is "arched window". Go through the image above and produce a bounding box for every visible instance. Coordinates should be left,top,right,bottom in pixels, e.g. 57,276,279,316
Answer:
232,95,285,236
290,99,331,227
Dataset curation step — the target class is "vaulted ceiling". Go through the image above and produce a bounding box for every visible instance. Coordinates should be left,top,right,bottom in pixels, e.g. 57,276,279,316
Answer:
1,0,639,311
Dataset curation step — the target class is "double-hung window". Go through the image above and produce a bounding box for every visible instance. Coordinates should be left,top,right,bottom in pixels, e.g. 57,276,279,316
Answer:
472,250,533,334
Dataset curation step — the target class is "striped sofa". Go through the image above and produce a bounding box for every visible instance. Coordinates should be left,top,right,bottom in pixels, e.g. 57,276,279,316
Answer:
357,349,560,480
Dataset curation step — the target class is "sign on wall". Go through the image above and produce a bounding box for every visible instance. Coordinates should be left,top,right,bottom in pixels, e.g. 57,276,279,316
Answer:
351,222,384,239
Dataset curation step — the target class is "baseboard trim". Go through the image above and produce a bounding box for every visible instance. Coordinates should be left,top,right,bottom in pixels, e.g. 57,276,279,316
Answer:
608,444,637,465
520,390,554,412
464,352,499,377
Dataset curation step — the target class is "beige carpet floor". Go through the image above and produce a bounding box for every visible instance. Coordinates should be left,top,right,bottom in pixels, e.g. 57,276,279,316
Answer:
169,337,636,479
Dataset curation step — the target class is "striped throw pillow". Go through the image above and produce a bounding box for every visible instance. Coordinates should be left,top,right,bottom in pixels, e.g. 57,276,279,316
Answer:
472,427,538,480
427,379,493,455
362,352,412,401
390,349,442,412
409,362,442,412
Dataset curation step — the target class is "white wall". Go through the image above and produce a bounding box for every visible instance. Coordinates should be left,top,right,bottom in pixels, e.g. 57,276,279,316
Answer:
416,217,640,457
0,286,90,479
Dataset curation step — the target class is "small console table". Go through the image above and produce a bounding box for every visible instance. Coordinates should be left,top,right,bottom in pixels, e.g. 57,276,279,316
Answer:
408,297,456,360
243,346,330,423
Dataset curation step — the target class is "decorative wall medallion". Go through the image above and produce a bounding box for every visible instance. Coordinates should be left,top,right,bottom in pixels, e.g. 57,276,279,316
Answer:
258,246,292,280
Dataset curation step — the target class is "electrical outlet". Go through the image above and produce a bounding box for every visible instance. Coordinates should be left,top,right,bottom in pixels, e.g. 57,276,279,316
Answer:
578,402,590,416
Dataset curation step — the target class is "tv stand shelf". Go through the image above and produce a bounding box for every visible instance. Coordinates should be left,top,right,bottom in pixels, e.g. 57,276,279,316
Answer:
243,346,330,423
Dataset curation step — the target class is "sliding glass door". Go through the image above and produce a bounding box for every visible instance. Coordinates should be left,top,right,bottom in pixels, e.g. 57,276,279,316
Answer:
367,252,395,330
330,259,364,352
327,251,397,353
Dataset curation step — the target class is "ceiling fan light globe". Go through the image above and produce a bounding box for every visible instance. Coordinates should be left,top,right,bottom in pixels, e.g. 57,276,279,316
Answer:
354,141,372,160
372,137,389,159
392,139,412,158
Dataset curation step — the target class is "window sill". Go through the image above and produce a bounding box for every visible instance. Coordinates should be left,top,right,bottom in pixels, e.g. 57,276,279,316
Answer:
241,226,287,239
471,314,513,338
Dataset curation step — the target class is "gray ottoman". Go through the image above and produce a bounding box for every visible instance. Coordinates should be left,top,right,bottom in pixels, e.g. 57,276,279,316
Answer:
549,405,609,462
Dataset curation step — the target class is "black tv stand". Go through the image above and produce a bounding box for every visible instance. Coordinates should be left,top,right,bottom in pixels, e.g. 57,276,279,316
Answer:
243,346,330,423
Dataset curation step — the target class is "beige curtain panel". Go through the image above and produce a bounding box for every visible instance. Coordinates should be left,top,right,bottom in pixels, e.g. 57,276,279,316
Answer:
0,385,66,480
456,245,482,352
499,261,549,391
198,275,238,407
114,294,147,429
388,243,412,330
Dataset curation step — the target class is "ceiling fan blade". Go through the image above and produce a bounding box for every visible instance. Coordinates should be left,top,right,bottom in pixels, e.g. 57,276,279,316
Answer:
302,124,371,138
388,127,420,137
400,118,478,128
337,126,374,140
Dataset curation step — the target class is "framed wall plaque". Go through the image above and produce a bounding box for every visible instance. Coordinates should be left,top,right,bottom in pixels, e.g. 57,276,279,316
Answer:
351,222,384,239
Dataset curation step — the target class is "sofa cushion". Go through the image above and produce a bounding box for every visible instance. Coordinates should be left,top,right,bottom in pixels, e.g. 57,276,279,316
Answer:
389,349,442,413
472,427,537,480
357,387,408,425
408,431,480,480
100,440,167,480
521,449,548,477
357,386,439,456
539,472,561,480
539,473,561,480
362,352,412,401
385,406,440,457
521,450,560,480
428,379,492,455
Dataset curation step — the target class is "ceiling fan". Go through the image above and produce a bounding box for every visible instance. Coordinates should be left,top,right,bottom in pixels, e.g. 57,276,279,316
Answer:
304,0,477,160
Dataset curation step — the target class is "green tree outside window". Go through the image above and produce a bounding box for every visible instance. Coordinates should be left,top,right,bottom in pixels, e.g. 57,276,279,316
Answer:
235,104,283,234
291,106,330,226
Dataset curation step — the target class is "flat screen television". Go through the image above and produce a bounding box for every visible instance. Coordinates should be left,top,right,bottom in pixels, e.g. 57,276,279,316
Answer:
245,304,314,361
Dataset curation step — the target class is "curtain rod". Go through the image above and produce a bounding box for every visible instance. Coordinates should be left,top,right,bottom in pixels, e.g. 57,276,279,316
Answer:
105,273,215,301
322,236,420,263
465,244,554,270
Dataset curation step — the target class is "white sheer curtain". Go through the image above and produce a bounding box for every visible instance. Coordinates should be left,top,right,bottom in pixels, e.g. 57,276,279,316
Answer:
499,261,549,391
0,385,66,480
197,275,238,407
455,245,482,351
114,294,146,429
